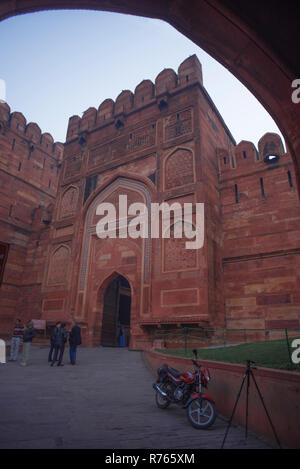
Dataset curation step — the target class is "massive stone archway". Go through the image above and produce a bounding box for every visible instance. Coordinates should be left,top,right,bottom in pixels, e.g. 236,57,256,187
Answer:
77,175,154,347
0,1,300,192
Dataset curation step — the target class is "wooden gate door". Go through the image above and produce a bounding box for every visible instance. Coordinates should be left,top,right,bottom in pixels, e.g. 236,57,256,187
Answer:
101,277,120,346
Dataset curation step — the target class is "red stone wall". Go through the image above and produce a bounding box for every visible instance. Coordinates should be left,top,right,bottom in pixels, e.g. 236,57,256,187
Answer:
0,102,63,335
1,54,300,347
39,55,300,348
219,134,300,330
197,87,236,326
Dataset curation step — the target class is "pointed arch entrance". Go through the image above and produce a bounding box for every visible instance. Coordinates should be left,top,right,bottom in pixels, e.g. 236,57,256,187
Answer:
77,175,153,348
101,274,131,347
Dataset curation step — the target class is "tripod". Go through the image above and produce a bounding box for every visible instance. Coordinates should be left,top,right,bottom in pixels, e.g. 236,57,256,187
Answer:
221,360,281,449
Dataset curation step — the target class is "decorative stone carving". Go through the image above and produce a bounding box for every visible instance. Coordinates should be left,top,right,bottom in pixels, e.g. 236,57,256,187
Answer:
164,108,193,141
163,222,197,272
89,123,156,168
47,245,70,285
64,154,82,180
164,148,195,190
59,186,78,219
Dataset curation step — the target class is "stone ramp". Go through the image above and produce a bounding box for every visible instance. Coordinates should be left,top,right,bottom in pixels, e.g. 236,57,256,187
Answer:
0,346,272,449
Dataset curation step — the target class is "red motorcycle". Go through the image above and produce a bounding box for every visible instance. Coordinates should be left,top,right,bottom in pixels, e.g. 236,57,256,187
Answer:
153,349,216,429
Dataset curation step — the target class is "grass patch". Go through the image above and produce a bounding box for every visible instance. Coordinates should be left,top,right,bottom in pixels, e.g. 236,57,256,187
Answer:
156,338,300,371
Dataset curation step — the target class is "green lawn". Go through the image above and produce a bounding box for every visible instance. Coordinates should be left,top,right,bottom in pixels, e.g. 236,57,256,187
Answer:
156,338,300,371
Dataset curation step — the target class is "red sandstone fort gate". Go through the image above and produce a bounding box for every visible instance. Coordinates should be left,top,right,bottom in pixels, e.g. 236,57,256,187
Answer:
0,5,300,347
19,56,299,348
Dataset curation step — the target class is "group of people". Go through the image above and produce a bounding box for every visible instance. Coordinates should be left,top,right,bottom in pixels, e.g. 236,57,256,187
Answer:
48,320,82,367
9,318,81,367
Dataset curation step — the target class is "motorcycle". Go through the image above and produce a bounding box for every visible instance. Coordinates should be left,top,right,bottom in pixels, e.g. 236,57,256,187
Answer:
153,349,216,429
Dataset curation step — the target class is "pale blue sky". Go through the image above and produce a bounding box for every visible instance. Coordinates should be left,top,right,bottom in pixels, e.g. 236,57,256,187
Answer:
0,10,284,147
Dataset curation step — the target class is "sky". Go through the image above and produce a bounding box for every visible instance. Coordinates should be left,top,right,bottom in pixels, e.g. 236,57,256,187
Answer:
0,9,284,147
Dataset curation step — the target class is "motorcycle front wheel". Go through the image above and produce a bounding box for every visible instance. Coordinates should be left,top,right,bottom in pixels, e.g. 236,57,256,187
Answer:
155,384,171,409
187,398,216,429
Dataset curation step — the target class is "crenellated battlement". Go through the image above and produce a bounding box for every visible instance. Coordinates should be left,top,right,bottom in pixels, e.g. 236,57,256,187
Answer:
66,54,203,142
217,132,289,178
258,132,285,161
0,101,64,213
0,101,64,160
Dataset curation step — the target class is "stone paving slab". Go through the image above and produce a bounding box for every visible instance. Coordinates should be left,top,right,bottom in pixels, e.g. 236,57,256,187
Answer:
0,346,273,449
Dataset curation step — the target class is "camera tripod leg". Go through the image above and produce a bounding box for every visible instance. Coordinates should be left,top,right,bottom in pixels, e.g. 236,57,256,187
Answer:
245,369,250,439
221,371,247,449
250,370,282,449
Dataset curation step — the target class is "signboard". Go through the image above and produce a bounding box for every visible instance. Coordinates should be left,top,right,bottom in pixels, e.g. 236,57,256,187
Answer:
32,319,46,330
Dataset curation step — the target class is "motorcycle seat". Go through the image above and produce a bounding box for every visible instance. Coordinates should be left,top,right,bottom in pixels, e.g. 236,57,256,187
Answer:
167,366,182,378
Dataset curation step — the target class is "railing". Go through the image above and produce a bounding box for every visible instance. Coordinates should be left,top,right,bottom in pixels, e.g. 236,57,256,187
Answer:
153,327,300,366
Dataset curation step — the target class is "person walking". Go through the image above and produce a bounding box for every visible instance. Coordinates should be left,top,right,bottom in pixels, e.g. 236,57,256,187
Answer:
50,322,67,367
20,320,36,366
9,318,24,361
48,322,60,363
69,319,82,365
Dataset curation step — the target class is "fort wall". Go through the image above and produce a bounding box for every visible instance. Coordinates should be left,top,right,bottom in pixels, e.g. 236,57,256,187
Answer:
0,55,299,346
0,101,63,334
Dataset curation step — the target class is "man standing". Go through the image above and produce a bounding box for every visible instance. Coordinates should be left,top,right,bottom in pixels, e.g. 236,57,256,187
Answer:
69,319,82,365
48,322,60,363
9,318,24,361
50,322,67,367
20,320,36,366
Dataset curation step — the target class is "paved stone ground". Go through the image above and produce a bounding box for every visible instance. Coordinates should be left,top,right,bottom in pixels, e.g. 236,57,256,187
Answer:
0,346,273,449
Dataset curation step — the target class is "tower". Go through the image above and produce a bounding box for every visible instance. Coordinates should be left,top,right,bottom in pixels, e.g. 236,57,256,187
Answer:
40,55,236,348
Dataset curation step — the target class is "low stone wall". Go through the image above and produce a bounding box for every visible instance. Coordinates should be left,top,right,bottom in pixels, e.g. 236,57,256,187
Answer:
144,350,300,449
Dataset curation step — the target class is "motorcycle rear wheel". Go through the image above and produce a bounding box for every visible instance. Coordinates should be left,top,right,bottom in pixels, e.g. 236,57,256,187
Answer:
187,398,216,429
155,385,171,409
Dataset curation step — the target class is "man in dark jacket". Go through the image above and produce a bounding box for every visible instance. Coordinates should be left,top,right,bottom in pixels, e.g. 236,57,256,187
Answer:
20,320,36,366
69,319,82,365
50,322,67,367
48,322,60,363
